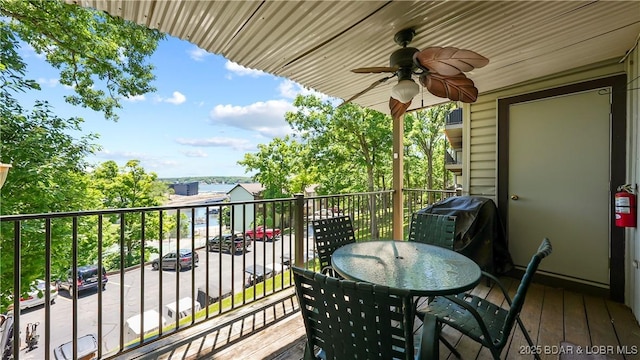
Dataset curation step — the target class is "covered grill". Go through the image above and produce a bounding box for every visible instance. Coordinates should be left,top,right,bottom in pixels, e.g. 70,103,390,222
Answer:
417,196,513,275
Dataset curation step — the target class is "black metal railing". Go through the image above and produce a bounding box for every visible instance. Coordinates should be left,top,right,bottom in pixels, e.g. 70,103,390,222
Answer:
0,189,454,359
446,108,463,125
403,188,459,236
445,150,462,165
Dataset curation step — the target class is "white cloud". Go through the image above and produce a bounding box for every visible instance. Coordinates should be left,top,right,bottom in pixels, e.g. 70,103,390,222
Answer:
181,149,209,158
189,47,211,61
93,150,179,174
225,61,266,77
36,78,59,87
209,100,294,138
278,79,330,100
124,94,146,102
176,137,254,151
95,149,152,160
156,91,186,105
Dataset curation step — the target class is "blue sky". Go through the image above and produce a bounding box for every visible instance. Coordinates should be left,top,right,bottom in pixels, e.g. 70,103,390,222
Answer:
16,35,332,179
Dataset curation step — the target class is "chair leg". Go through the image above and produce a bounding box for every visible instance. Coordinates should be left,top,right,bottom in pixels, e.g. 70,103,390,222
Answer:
419,314,440,359
516,316,541,360
303,343,312,360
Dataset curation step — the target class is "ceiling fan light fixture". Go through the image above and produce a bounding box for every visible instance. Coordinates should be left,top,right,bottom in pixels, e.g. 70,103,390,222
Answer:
391,79,419,103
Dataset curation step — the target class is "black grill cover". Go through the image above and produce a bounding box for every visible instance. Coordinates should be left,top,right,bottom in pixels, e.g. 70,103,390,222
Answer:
417,196,513,275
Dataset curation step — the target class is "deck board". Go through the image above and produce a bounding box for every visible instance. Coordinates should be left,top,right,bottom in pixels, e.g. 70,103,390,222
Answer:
585,295,625,360
607,300,640,360
135,277,640,360
563,290,590,347
539,286,564,360
505,281,541,360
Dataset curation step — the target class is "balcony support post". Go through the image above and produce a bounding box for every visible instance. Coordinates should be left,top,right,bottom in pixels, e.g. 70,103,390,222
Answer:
392,112,404,240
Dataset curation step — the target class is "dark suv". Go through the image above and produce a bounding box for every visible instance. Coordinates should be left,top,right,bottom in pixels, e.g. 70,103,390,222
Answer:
58,265,108,297
208,233,249,254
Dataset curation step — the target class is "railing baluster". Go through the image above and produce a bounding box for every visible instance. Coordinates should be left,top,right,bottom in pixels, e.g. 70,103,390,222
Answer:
45,218,51,360
139,211,145,344
190,208,195,326
158,211,164,338
175,209,181,331
119,213,125,352
204,206,210,319
97,214,103,358
12,221,20,360
72,217,79,360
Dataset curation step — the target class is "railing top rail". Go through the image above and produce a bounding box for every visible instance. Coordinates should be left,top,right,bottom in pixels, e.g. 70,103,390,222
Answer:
402,189,458,194
304,190,394,201
0,190,399,221
0,197,292,221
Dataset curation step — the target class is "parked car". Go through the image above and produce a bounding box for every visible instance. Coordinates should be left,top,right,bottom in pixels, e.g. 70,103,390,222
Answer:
58,265,108,297
19,279,58,310
151,249,199,271
208,233,249,254
244,263,289,288
244,226,281,241
53,333,98,360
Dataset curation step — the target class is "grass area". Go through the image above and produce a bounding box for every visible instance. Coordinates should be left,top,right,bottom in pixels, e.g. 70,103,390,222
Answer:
123,265,313,348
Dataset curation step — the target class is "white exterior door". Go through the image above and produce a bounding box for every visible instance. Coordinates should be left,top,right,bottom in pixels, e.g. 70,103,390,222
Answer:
508,89,611,286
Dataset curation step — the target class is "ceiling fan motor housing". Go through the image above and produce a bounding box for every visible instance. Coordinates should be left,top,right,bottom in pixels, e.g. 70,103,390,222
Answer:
390,47,419,80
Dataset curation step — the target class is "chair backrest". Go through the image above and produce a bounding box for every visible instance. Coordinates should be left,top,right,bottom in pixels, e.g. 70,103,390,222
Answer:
292,266,415,360
407,213,456,249
502,238,552,338
311,215,356,273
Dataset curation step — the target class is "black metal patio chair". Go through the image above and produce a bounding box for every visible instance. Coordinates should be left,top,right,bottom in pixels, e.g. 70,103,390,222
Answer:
292,266,438,360
408,212,457,307
418,238,552,360
407,212,456,249
311,215,355,276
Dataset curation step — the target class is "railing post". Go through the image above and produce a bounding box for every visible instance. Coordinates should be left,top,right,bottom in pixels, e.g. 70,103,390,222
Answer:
294,194,304,267
392,113,404,241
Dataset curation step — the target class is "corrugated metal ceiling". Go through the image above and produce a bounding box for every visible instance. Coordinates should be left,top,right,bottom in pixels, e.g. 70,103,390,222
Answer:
69,0,640,114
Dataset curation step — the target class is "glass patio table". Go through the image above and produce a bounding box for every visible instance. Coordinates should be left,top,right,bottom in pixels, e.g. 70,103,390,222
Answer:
331,240,482,296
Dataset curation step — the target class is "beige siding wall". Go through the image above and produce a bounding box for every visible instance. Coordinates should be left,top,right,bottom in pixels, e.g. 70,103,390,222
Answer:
462,59,626,202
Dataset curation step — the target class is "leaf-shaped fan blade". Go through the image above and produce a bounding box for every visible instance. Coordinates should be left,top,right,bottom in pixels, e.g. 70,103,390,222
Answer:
351,66,398,74
414,46,489,76
389,97,412,119
338,75,395,107
420,73,479,103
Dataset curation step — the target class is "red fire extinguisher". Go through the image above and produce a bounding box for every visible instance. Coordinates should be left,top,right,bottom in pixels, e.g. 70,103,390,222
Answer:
615,184,636,227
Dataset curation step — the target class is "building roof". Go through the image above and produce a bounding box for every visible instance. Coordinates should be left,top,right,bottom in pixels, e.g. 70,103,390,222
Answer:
228,183,265,196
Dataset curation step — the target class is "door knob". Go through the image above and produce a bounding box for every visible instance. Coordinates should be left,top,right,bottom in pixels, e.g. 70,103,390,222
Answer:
510,195,519,200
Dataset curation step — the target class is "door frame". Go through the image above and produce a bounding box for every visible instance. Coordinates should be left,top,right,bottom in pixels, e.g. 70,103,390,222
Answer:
497,74,627,302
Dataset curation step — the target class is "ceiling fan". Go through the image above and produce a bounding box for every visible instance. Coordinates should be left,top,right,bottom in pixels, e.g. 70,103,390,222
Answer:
344,28,489,118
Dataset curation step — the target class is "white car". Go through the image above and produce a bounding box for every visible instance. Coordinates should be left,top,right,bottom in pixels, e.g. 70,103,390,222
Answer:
20,279,58,310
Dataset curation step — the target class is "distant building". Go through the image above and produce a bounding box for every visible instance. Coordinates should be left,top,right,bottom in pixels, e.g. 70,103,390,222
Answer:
227,183,264,232
170,182,199,196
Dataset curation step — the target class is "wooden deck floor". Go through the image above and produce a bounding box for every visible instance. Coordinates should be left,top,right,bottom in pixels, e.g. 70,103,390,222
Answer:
132,276,640,360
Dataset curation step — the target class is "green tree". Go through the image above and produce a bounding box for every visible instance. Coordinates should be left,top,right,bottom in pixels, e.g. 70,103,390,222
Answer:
238,136,310,198
405,103,457,191
0,28,104,309
0,3,163,309
285,95,392,194
0,0,164,121
285,95,393,238
91,160,167,267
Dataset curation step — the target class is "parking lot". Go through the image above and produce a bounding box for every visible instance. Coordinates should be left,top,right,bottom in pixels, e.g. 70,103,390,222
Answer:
14,233,304,359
